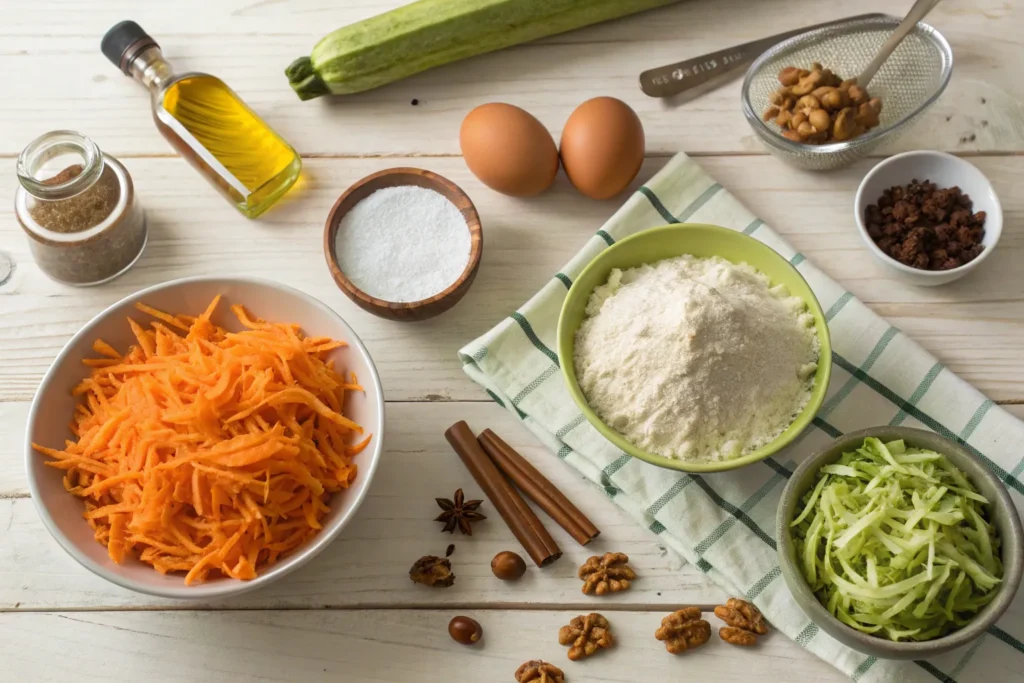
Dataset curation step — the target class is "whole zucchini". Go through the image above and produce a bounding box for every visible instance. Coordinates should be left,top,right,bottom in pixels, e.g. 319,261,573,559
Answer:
286,0,681,100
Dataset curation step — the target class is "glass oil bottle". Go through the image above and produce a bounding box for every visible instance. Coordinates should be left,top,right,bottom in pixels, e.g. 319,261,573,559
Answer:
101,21,301,218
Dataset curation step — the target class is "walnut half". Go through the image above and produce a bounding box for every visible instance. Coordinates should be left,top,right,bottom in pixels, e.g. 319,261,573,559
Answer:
715,598,768,646
515,660,565,683
558,612,613,661
654,607,711,654
578,552,636,595
408,555,455,588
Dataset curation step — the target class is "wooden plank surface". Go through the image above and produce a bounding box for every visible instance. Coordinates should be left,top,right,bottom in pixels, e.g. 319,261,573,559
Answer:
3,156,1023,404
0,0,1019,158
0,610,856,683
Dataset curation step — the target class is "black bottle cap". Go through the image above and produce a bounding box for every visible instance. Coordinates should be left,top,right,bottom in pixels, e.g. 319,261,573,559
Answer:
101,20,159,75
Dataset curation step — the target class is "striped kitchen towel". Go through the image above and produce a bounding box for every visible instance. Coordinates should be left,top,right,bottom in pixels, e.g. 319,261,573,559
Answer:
459,153,1024,682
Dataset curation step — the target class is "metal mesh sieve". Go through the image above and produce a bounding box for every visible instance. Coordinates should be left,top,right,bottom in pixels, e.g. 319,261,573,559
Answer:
741,15,953,171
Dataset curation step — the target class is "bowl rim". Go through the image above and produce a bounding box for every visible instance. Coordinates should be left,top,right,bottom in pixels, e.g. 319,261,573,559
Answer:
853,150,1004,278
323,167,483,320
776,426,1024,657
24,275,387,599
741,14,953,156
556,223,833,473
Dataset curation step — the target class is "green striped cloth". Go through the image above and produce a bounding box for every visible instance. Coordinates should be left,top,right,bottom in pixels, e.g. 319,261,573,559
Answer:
459,154,1024,682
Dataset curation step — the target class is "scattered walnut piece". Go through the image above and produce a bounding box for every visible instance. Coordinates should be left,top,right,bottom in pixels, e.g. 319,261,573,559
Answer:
558,613,614,661
715,598,768,646
719,626,758,646
408,555,455,587
578,552,636,595
515,659,565,683
654,607,711,654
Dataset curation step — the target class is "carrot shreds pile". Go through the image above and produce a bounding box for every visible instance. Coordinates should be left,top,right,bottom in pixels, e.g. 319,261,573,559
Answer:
33,297,371,585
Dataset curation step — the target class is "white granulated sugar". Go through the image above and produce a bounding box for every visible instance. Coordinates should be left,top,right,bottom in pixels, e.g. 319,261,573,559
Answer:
335,185,471,303
574,255,819,462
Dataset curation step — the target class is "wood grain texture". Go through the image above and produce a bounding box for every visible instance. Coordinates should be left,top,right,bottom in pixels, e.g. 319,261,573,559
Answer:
3,156,1022,403
0,0,1020,158
0,610,859,683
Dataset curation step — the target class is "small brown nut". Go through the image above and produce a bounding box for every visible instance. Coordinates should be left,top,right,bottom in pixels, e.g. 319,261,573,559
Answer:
796,121,816,140
655,607,711,654
448,616,483,645
810,85,834,100
781,129,803,142
821,68,842,87
558,613,613,661
810,61,823,72
720,626,759,646
409,555,455,587
839,77,858,92
868,97,883,114
781,96,796,111
763,105,781,122
777,66,803,86
847,84,869,106
491,550,527,581
833,107,858,141
515,660,564,683
796,94,820,110
818,87,844,110
808,109,831,132
790,70,824,96
775,109,793,128
769,90,784,105
714,598,769,635
789,110,808,130
578,552,636,595
855,101,881,129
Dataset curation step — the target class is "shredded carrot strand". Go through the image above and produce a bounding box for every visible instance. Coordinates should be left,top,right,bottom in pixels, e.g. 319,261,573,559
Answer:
32,298,369,585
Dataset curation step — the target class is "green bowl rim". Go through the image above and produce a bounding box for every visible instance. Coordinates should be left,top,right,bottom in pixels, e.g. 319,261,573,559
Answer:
556,223,833,473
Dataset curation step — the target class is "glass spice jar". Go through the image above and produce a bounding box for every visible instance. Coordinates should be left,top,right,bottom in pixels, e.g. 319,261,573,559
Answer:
15,130,146,286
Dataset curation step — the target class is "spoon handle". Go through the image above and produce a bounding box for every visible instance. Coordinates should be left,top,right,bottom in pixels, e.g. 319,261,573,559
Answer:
858,0,942,87
638,14,885,100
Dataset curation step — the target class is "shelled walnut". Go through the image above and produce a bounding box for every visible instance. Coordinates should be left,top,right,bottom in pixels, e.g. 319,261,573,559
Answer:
715,598,768,646
558,613,614,660
762,63,882,144
408,555,455,587
577,552,636,595
654,607,711,654
515,660,565,683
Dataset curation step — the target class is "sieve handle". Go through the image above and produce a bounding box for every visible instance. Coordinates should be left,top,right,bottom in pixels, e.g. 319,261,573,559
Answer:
857,0,941,87
639,13,885,100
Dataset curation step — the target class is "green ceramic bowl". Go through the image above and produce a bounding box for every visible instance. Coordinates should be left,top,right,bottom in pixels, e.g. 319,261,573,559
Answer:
556,224,832,473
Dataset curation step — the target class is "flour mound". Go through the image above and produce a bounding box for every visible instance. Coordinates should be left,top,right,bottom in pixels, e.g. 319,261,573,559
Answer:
574,255,819,462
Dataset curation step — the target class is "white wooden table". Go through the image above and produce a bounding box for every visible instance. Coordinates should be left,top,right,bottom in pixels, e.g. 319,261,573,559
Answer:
2,1,1022,680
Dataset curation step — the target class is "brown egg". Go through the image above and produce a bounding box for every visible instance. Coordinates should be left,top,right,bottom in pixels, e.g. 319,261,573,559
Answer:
459,103,559,197
560,97,645,199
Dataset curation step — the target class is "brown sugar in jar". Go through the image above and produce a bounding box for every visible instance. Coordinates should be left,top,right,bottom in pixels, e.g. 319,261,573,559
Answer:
15,130,146,285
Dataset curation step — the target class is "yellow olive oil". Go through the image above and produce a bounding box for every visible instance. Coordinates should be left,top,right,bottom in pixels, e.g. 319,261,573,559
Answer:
102,21,301,218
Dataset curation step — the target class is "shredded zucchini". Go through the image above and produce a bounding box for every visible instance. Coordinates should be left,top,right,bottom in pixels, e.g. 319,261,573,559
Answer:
790,437,1003,641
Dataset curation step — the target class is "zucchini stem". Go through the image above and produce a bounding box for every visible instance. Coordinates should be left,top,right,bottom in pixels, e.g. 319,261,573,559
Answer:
286,57,330,101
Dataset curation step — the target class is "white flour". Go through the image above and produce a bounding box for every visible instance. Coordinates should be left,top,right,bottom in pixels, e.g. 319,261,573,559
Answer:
574,255,819,462
335,186,470,302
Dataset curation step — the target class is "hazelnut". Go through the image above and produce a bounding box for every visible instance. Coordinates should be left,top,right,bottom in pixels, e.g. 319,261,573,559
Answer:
491,550,527,580
448,616,483,645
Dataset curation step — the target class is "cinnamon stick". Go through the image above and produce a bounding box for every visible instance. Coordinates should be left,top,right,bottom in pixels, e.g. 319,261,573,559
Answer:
478,429,600,546
445,421,561,567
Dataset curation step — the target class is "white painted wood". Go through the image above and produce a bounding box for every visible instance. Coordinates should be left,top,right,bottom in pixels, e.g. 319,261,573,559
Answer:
0,0,1018,157
0,401,723,610
3,156,1023,403
0,609,854,683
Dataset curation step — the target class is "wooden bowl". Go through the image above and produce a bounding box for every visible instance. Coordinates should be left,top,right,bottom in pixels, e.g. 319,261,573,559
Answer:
323,168,483,321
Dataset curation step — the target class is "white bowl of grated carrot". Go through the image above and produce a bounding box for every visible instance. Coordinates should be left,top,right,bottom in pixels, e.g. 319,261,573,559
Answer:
25,277,385,599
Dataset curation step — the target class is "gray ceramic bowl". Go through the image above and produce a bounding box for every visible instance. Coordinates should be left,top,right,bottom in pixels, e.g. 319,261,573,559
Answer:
777,426,1023,659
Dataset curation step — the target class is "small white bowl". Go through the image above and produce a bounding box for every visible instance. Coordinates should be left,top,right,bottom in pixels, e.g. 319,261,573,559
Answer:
854,151,1002,286
25,277,385,600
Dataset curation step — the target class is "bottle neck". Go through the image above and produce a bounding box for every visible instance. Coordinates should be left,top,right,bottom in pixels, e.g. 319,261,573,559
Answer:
16,130,105,200
127,46,175,94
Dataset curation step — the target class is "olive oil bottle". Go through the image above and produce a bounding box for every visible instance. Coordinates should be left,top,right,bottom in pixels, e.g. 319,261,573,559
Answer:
101,21,301,218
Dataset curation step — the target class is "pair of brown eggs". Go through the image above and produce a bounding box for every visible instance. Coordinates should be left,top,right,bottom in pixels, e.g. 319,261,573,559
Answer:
459,97,645,200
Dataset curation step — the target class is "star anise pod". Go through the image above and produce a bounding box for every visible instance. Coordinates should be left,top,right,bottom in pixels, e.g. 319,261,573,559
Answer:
435,488,486,535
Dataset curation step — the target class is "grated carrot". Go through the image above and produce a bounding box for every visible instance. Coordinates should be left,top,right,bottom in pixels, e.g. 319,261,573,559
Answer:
33,297,369,585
